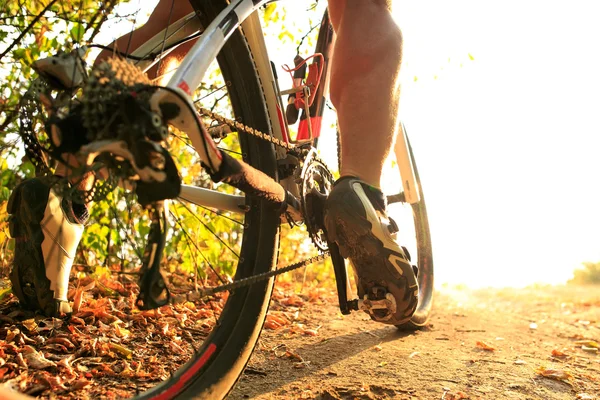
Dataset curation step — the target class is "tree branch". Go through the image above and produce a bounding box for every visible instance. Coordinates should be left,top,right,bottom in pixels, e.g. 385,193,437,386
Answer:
0,0,60,63
0,106,20,134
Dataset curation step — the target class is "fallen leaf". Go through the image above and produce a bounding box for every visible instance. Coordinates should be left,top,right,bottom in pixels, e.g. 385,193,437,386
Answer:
58,355,76,377
108,343,132,359
21,318,38,333
15,353,27,369
47,337,75,350
536,366,573,382
445,391,470,400
21,346,57,369
293,361,310,369
70,379,92,391
303,328,320,336
0,287,12,305
5,329,19,343
40,374,67,391
264,313,290,330
285,350,304,362
373,345,383,352
476,341,496,351
552,349,568,357
576,393,594,400
114,323,131,339
280,295,304,307
581,345,598,354
575,340,599,349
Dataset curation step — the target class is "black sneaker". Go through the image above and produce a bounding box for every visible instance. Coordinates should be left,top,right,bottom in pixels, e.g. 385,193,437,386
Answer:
324,176,418,325
8,177,87,317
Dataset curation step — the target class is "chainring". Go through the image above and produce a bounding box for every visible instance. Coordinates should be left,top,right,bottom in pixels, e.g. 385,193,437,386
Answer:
299,150,335,251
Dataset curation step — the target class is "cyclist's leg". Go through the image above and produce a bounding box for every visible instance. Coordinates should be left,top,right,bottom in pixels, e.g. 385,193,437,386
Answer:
328,0,401,187
95,0,196,81
325,0,418,325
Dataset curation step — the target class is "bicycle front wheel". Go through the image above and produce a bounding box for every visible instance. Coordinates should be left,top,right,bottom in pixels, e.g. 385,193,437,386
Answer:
386,131,434,330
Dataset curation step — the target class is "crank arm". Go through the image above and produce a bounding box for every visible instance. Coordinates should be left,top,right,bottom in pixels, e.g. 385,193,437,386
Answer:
209,149,302,220
328,240,357,315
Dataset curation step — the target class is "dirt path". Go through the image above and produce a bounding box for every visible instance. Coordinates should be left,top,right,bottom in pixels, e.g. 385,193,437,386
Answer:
231,285,600,400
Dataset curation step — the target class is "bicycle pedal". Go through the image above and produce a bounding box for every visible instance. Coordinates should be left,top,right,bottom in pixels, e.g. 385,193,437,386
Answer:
358,286,397,322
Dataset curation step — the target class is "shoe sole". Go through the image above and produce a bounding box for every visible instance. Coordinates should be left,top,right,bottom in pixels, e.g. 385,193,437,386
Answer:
324,186,418,325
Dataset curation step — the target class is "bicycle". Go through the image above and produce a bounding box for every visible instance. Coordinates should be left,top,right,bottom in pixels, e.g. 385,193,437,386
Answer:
3,0,434,398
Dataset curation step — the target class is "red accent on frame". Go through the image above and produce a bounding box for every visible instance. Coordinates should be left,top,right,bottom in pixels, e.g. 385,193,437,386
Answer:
153,343,217,400
177,80,192,96
297,116,323,141
276,104,290,144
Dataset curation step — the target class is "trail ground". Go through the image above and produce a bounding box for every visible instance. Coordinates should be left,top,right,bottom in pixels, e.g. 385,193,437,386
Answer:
0,281,598,400
232,285,600,400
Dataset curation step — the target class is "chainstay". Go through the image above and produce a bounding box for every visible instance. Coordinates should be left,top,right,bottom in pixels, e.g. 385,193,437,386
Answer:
174,252,330,302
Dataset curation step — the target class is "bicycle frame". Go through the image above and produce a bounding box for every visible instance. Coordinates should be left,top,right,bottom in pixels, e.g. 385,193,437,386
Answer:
134,0,420,217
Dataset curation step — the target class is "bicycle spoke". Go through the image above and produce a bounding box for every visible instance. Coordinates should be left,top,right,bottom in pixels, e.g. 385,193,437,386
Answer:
198,205,243,226
176,200,240,260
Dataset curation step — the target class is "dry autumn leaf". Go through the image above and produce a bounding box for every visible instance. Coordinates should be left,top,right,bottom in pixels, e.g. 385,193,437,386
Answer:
576,393,594,400
475,341,496,351
575,340,599,349
581,345,598,354
445,391,470,400
21,346,56,369
264,313,290,330
536,366,573,382
551,349,568,357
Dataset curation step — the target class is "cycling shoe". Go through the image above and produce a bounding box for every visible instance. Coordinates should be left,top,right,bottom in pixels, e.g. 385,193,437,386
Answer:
324,176,418,325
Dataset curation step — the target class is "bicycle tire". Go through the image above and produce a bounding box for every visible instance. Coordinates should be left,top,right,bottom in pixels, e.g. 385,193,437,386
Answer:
336,127,434,330
135,3,280,399
395,134,434,330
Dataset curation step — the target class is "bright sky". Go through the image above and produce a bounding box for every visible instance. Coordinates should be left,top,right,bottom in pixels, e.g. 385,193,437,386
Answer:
394,1,600,287
97,0,600,288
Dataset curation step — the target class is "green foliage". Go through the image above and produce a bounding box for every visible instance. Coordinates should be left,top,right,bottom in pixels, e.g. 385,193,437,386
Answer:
570,262,600,285
0,0,334,291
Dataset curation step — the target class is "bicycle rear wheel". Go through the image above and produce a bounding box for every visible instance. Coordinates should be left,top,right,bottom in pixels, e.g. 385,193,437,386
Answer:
3,2,280,399
138,3,280,398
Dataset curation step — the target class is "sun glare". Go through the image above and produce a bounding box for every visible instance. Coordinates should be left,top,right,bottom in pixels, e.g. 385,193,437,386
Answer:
394,0,600,288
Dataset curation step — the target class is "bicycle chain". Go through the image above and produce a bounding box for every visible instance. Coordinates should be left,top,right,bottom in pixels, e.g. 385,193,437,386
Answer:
191,105,333,299
175,253,329,301
198,106,300,155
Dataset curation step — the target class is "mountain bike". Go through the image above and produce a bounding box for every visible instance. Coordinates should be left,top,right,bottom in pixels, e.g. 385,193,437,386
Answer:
5,0,433,398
